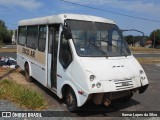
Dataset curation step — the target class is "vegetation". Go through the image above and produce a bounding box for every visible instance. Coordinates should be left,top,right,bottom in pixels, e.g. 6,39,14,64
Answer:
124,35,149,46
124,29,160,49
129,46,160,51
0,48,16,53
0,20,12,46
0,79,46,110
150,29,160,48
137,57,160,64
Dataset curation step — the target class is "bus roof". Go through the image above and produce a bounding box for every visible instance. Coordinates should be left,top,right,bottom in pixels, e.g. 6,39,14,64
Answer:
18,14,116,26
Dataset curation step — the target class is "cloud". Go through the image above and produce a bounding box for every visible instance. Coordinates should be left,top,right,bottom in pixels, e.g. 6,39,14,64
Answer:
66,0,160,15
0,0,43,10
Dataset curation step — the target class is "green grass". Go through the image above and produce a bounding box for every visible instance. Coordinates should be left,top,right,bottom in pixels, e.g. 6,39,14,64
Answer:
0,79,46,110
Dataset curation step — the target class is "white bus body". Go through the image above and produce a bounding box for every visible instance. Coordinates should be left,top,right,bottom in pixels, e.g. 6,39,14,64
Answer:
17,14,149,111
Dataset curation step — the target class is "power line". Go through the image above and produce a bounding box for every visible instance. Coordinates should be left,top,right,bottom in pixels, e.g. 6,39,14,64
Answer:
58,0,160,23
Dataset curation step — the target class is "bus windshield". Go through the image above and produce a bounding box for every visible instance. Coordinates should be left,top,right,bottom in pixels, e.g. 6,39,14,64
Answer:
66,20,131,57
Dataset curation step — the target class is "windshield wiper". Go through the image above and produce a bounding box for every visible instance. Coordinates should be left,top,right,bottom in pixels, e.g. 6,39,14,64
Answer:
101,40,128,57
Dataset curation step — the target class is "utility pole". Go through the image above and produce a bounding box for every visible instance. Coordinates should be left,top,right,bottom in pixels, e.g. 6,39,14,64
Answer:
132,36,134,46
153,33,156,49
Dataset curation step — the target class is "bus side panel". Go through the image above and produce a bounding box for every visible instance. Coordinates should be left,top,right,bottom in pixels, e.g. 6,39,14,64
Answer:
30,62,46,86
17,45,26,70
57,61,89,107
17,54,25,70
17,45,47,86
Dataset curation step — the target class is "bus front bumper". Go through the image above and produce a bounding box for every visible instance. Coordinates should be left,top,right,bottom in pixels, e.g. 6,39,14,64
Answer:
86,84,148,106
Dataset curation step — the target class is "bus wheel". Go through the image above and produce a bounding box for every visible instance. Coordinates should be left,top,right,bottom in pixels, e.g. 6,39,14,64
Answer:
65,88,78,112
25,64,32,82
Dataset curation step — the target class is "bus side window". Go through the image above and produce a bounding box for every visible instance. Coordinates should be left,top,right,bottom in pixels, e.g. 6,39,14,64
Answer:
59,33,72,69
27,26,38,49
38,26,47,52
18,27,26,45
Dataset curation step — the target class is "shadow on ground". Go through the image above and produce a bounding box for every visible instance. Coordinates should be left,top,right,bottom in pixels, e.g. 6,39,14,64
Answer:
75,99,140,117
0,67,18,80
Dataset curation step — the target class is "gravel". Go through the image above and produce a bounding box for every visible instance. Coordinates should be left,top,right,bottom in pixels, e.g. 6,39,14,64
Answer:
0,100,24,111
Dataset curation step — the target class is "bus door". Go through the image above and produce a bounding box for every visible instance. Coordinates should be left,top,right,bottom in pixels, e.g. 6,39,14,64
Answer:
48,26,59,89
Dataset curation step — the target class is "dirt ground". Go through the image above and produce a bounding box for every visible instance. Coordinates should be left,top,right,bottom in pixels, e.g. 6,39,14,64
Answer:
0,67,67,111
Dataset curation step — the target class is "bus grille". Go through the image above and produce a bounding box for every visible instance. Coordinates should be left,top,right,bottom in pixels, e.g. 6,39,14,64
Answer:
114,79,133,91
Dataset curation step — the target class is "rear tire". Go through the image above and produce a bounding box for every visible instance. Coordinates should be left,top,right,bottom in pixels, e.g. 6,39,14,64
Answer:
25,64,32,82
65,88,78,112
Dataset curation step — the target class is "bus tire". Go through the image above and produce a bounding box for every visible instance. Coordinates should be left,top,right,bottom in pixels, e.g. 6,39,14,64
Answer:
25,63,32,82
65,88,78,112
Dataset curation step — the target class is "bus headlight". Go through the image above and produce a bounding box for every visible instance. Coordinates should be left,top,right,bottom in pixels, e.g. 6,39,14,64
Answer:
90,75,96,81
96,82,101,88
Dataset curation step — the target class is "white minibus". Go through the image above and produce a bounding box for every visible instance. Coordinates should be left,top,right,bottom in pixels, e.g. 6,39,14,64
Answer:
17,14,149,112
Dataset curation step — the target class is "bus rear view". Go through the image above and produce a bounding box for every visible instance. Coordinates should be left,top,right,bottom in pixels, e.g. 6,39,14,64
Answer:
17,14,149,112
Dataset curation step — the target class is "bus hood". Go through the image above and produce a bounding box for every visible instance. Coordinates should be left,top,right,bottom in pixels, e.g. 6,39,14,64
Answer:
80,56,143,81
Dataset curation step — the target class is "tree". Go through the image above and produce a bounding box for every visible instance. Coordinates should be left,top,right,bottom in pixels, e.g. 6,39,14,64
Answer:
124,35,149,47
0,20,12,44
150,29,160,48
124,35,133,46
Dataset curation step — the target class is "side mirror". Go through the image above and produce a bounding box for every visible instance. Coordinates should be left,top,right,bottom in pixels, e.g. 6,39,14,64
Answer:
62,25,72,40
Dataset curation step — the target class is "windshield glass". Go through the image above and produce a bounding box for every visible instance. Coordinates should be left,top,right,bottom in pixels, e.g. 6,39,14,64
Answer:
66,20,131,57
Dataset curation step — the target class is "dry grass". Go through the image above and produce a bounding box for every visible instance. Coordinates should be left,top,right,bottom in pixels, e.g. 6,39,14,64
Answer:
129,46,160,51
0,48,16,53
0,68,47,110
137,57,160,64
0,79,47,110
0,67,12,74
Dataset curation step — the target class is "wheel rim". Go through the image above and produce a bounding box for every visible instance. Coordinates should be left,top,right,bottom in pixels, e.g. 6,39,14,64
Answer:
66,93,74,107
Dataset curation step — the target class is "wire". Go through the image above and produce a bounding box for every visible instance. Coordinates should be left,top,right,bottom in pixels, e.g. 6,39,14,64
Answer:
58,0,160,23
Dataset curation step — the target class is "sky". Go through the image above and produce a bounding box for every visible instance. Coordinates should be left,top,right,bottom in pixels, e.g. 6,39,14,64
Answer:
0,0,160,36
